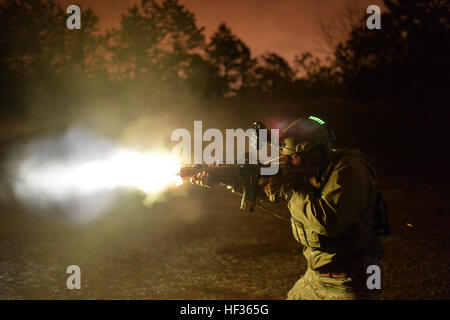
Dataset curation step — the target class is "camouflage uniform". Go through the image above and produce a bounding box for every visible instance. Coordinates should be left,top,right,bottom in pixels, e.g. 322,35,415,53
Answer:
286,148,382,300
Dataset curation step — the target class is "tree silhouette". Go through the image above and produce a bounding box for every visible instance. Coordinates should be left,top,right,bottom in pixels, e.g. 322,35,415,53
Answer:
1,0,448,123
149,0,205,80
250,52,295,96
63,7,102,75
0,0,104,79
0,0,66,77
183,53,224,99
109,4,156,80
206,23,256,95
334,0,450,99
294,52,338,98
110,0,204,82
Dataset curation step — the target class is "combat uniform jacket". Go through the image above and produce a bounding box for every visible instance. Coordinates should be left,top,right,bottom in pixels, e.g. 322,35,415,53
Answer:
288,148,382,271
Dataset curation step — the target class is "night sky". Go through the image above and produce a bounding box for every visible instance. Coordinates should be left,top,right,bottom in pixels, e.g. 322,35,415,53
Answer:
57,0,383,61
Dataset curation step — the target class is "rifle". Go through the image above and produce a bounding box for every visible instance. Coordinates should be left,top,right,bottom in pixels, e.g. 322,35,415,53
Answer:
179,121,315,215
179,164,314,213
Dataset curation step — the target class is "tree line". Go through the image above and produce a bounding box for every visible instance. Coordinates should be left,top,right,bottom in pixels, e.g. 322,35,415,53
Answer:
0,0,448,121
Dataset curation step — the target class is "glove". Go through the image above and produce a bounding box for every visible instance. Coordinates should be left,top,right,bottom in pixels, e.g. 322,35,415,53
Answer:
190,171,216,188
190,170,242,193
258,176,294,202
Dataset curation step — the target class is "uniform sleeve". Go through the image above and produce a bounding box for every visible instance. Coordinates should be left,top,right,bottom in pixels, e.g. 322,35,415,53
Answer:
288,156,372,237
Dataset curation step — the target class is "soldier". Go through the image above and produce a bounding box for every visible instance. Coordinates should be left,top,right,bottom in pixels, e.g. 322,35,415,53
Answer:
265,117,386,300
191,116,388,300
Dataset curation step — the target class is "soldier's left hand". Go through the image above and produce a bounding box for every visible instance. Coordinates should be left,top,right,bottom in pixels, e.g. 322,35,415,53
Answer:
190,171,213,188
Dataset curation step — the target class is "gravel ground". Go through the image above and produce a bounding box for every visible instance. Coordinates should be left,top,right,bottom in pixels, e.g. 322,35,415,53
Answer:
0,178,449,300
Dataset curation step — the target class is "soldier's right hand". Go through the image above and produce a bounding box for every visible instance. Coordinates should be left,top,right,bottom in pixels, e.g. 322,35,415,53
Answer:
258,176,294,202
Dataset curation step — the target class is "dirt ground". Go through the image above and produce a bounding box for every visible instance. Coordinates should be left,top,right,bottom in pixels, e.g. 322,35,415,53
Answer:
0,173,449,300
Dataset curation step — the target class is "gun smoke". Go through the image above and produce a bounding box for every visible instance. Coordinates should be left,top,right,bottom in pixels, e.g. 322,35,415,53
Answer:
10,127,181,224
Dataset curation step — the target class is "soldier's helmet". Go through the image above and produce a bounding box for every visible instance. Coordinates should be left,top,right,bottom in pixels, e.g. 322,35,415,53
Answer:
280,116,336,156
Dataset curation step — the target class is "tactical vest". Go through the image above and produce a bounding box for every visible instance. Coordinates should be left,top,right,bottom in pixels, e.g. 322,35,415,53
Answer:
289,149,387,257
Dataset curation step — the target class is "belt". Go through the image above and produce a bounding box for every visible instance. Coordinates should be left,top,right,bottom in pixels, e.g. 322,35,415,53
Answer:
318,271,347,278
316,262,351,278
316,254,377,279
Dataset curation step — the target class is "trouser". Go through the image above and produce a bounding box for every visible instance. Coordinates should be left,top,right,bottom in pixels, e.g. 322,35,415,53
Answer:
287,259,382,300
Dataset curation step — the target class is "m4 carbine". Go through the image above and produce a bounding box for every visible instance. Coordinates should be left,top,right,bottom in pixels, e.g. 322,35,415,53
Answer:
179,164,314,213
